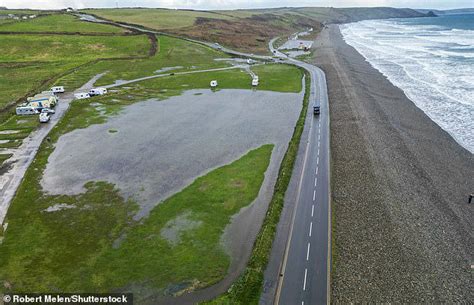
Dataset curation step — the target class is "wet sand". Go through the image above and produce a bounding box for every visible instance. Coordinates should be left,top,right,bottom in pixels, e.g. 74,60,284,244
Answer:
313,25,473,302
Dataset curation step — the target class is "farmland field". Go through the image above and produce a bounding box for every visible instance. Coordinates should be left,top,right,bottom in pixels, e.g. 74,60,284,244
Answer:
0,14,127,33
84,8,235,30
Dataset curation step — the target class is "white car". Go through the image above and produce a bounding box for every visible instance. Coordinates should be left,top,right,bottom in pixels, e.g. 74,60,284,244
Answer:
41,108,55,114
39,112,51,123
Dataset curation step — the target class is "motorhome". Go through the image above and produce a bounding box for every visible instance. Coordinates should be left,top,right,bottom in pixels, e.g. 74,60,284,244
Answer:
16,106,38,115
89,88,107,96
74,92,90,99
51,86,65,93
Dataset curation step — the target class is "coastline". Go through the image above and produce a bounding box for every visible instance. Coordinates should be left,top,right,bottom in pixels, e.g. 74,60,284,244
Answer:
313,25,473,302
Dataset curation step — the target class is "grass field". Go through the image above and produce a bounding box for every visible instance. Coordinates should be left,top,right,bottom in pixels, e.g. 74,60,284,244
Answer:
0,33,150,111
0,60,302,296
56,35,230,91
84,8,235,30
0,14,126,33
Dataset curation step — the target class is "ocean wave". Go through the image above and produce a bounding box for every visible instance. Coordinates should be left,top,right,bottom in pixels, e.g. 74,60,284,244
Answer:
340,19,474,153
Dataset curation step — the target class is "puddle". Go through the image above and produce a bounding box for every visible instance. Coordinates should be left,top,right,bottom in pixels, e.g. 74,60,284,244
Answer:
154,66,183,74
41,89,302,221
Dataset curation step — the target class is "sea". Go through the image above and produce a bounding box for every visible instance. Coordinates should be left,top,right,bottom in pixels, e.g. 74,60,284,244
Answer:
340,13,474,153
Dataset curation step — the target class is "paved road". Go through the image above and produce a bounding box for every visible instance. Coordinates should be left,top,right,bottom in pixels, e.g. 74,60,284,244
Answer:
269,38,331,305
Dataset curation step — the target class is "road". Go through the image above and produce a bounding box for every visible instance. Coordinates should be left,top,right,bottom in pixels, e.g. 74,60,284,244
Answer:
269,38,331,305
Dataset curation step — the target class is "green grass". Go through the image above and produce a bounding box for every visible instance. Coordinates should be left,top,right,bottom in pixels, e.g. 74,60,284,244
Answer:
0,113,273,295
0,153,13,165
127,63,303,94
206,69,310,304
0,14,126,33
83,8,235,30
54,35,230,94
0,34,149,62
0,33,150,113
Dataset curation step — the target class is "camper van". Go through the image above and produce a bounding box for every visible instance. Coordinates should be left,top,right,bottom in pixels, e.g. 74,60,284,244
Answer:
74,92,90,100
16,106,38,115
89,88,107,96
51,86,65,93
210,80,218,88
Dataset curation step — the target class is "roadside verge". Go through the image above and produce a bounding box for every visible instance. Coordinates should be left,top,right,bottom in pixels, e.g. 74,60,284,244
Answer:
205,69,310,304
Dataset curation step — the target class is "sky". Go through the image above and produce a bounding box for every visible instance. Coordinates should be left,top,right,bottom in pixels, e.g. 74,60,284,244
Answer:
1,0,473,10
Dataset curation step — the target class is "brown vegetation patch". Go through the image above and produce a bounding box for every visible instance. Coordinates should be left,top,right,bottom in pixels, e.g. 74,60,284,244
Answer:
165,14,321,54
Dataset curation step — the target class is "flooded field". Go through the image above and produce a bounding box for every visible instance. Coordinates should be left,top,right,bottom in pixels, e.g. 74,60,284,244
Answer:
41,89,302,221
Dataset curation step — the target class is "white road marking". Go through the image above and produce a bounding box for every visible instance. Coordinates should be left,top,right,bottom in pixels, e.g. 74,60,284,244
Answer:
311,205,314,217
309,222,313,237
306,242,311,261
318,134,321,141
317,148,320,155
318,139,320,147
315,166,318,175
303,268,308,291
317,156,319,165
313,190,316,201
314,177,318,187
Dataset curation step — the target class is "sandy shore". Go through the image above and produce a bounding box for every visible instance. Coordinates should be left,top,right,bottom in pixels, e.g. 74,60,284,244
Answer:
313,25,473,302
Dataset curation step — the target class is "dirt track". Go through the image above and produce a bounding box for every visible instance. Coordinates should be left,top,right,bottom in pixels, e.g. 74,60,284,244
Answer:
313,25,473,302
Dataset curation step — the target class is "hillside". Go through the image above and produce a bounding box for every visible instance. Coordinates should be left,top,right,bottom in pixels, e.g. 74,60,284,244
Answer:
84,7,431,54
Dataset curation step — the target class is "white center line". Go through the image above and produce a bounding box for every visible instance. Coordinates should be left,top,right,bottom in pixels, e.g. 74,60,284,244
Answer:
317,148,320,155
316,156,319,165
315,166,318,175
303,268,308,291
311,204,314,217
309,221,313,237
318,134,321,141
314,177,318,187
301,302,304,305
313,190,316,201
306,242,311,261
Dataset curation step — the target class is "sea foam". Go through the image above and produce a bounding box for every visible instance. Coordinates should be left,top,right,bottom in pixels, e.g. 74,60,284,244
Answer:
341,18,474,153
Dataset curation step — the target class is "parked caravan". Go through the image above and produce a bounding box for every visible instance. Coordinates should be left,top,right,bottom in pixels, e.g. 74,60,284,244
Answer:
51,86,65,93
89,88,107,96
74,92,90,99
16,106,38,115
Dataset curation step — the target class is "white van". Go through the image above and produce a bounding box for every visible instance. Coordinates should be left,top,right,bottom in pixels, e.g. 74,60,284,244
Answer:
74,92,90,100
89,88,107,96
51,86,65,93
16,106,38,115
210,80,218,88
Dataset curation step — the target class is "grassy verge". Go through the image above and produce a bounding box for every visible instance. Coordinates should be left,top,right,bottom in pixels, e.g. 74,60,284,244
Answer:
205,69,310,304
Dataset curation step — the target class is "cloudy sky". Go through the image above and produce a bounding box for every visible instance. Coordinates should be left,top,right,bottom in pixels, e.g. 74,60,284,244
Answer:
2,0,472,10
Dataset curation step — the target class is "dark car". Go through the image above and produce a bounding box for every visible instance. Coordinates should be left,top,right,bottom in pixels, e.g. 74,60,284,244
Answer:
313,105,320,115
